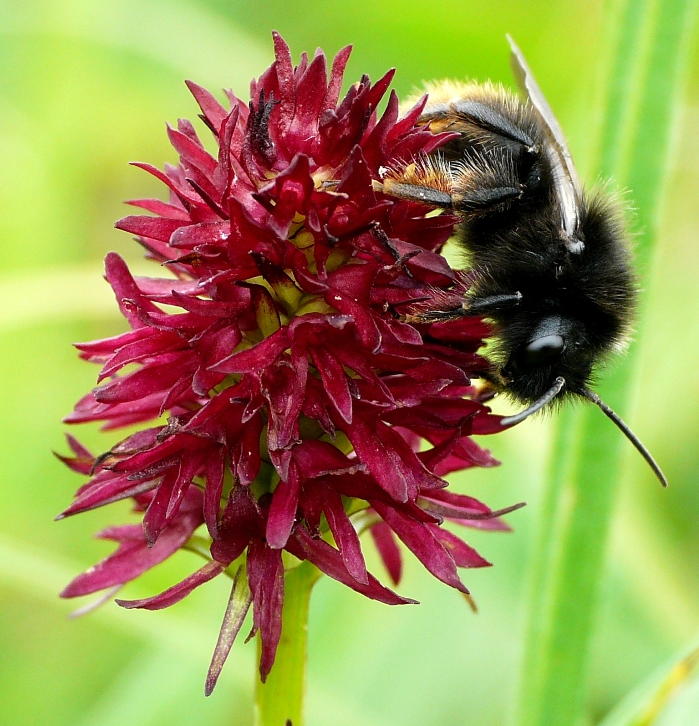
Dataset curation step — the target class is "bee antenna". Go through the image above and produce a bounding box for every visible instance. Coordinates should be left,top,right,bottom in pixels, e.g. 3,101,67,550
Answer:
580,388,668,487
500,376,566,426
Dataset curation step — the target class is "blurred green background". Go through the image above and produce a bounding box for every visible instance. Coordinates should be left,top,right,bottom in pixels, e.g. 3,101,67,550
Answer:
1,1,697,724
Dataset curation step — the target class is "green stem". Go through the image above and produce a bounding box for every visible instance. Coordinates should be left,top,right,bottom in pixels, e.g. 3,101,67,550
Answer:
254,562,318,726
514,1,696,724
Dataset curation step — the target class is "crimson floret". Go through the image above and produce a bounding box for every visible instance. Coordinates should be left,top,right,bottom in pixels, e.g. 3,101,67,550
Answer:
58,33,518,691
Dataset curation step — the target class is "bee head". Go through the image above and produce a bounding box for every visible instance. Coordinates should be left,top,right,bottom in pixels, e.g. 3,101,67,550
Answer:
496,312,667,487
500,314,594,403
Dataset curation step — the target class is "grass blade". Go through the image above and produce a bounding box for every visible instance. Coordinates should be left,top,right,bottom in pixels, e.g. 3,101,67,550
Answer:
513,0,697,723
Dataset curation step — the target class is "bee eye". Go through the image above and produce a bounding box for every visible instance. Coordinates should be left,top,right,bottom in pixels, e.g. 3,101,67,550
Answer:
522,334,565,365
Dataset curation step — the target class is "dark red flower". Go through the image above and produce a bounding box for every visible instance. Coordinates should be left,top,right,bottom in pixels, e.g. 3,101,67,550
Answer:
58,33,520,692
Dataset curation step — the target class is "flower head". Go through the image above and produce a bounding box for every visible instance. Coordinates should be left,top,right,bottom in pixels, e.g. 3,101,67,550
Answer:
59,33,518,691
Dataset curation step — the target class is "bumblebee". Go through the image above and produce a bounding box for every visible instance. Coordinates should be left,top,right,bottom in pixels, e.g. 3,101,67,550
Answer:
381,37,666,485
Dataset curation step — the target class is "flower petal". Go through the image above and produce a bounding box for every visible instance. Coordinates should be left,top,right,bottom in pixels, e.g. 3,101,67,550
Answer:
62,498,202,598
310,347,353,424
369,521,402,585
323,491,368,584
211,327,289,373
247,541,284,680
373,501,469,593
429,525,491,568
116,561,223,610
266,463,301,549
288,527,415,606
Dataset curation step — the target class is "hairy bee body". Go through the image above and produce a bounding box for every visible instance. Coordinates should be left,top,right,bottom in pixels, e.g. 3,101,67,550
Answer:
384,60,635,404
421,84,635,402
381,38,665,484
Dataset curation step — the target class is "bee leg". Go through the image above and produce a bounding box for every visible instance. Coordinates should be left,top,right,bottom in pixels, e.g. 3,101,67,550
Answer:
403,292,522,325
377,179,456,209
378,178,523,213
466,292,523,314
402,306,466,324
456,185,523,214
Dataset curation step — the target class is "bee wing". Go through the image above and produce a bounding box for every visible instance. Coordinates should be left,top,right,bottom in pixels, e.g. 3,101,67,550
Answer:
506,35,582,244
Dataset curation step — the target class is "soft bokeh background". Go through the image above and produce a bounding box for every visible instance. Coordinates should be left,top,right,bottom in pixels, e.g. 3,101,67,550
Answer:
1,1,697,724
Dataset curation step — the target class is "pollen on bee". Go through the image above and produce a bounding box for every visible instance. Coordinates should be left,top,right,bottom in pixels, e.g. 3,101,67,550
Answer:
374,157,460,208
379,157,453,193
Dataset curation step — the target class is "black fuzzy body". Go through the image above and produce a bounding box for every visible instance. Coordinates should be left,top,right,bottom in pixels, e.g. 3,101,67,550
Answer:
466,193,635,402
422,87,636,403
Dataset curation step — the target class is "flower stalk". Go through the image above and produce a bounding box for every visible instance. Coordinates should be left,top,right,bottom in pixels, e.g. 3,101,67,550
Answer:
514,0,696,724
255,562,318,726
